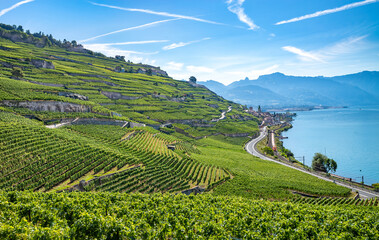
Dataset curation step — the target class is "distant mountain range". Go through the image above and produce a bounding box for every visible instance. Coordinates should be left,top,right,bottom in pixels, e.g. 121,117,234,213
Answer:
200,71,379,109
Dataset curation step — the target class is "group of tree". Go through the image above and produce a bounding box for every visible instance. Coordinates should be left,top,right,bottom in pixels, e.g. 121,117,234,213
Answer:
0,23,105,57
312,153,337,173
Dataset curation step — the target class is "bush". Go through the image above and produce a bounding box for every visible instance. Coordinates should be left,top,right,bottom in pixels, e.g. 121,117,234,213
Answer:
11,67,24,78
262,146,274,156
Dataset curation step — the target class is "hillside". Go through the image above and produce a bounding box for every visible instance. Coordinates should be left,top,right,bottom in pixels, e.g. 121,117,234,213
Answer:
0,24,376,238
201,72,379,108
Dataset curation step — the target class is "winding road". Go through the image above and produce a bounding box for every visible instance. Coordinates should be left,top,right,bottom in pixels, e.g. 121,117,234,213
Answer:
245,127,379,199
219,106,232,120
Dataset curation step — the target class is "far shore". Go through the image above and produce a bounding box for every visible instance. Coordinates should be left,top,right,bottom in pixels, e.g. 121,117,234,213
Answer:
264,105,347,112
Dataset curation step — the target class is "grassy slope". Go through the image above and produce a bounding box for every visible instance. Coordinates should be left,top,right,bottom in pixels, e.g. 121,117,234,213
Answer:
0,34,352,199
192,136,350,199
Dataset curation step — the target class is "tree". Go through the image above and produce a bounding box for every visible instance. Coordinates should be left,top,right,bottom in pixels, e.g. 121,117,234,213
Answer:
312,153,337,173
16,25,24,32
146,69,152,76
258,105,262,113
262,146,274,156
11,67,24,79
189,76,197,83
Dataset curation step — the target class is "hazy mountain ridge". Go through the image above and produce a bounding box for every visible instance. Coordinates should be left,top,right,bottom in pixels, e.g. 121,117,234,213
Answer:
201,71,379,108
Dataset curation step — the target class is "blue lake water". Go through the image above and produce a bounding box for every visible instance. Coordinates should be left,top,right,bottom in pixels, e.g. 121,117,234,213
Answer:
282,106,379,185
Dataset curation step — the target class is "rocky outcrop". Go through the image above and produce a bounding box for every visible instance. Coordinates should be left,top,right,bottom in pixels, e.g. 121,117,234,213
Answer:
188,81,208,89
151,68,168,77
71,118,127,126
170,97,186,102
101,91,140,100
68,73,110,79
1,101,91,112
29,81,64,87
31,59,55,69
58,92,88,101
207,104,219,108
0,30,49,47
80,79,124,87
129,122,146,128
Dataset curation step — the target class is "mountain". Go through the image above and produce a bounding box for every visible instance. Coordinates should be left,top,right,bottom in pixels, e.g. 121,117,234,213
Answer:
331,71,379,98
201,72,379,108
221,85,292,107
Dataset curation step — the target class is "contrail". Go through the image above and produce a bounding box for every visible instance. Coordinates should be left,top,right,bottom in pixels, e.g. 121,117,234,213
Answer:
0,0,34,17
276,0,379,25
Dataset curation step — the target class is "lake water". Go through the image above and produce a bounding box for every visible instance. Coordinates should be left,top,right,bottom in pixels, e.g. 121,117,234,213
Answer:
282,106,379,185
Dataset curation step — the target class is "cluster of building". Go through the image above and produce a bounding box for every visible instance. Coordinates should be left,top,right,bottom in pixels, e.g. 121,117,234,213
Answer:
245,107,295,127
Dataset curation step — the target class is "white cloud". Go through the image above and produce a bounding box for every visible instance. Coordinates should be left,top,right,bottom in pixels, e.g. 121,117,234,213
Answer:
83,44,158,59
0,0,34,17
186,65,215,73
276,0,379,25
282,36,368,63
226,0,259,30
321,36,367,56
80,19,178,43
90,2,222,25
282,46,325,62
162,37,210,50
164,61,184,71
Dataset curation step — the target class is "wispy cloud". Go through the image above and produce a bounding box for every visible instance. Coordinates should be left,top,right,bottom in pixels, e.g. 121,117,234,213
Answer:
226,0,259,30
321,36,367,56
282,36,368,63
84,40,168,47
162,37,211,50
80,19,178,43
282,46,325,62
90,2,222,25
0,0,34,17
276,0,379,25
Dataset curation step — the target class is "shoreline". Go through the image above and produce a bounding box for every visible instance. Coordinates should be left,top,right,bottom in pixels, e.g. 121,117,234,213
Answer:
245,128,379,199
280,109,378,187
265,105,347,112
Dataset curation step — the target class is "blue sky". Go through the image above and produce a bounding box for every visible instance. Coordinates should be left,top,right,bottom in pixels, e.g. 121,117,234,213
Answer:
0,0,378,84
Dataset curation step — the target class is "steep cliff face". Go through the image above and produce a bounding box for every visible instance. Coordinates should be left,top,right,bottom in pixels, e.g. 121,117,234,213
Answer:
31,59,55,69
0,30,49,47
1,101,91,112
101,91,141,100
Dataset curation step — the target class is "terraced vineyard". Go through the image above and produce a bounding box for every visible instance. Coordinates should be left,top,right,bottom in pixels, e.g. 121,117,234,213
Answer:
291,196,379,206
0,191,377,239
0,112,229,193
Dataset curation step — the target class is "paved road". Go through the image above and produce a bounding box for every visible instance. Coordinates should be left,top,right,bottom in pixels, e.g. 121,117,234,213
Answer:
46,117,79,129
245,127,379,199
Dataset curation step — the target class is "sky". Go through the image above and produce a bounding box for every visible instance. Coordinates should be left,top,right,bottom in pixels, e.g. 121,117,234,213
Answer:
0,0,378,85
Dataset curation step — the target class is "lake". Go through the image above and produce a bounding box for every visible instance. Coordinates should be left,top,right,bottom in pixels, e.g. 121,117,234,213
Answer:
282,106,379,185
